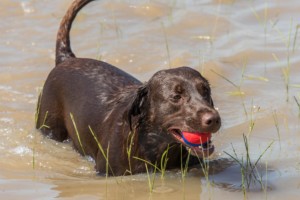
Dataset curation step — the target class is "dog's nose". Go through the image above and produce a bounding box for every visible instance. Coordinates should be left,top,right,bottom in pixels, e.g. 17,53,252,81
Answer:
201,112,221,132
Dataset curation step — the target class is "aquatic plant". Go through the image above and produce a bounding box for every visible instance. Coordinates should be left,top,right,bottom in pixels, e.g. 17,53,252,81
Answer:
251,1,269,44
272,110,281,148
161,22,172,68
224,134,274,190
88,125,114,177
180,145,191,182
33,88,47,169
294,96,300,117
145,162,158,193
70,113,86,156
246,100,261,138
271,18,299,102
160,144,170,179
125,130,136,175
194,152,214,199
210,60,248,116
35,87,43,126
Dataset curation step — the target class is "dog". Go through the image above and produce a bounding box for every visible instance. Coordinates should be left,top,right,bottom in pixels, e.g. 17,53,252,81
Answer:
36,0,221,176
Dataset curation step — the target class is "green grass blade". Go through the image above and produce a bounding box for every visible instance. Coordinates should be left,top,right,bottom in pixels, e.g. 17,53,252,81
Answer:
243,75,269,82
88,125,115,176
133,157,161,173
210,69,239,89
70,113,86,156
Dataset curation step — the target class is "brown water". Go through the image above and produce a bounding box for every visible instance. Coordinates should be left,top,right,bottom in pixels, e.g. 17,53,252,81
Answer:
1,0,300,199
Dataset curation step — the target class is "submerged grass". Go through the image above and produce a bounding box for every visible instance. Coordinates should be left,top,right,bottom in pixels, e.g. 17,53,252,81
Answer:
224,134,274,190
210,69,240,90
180,147,191,182
35,86,47,125
32,145,36,170
263,162,269,200
160,145,170,179
271,18,299,102
293,24,300,52
33,110,50,170
70,113,86,156
35,88,50,130
133,157,162,174
126,130,136,175
33,88,49,169
39,111,50,130
133,156,160,193
161,22,172,68
110,6,122,39
243,75,269,82
248,100,260,137
251,0,269,44
211,58,248,89
294,96,300,117
89,126,115,177
145,162,158,193
96,22,105,61
199,159,211,184
195,152,214,198
290,84,300,88
210,60,248,116
35,90,42,127
180,145,191,200
272,52,291,102
272,110,281,148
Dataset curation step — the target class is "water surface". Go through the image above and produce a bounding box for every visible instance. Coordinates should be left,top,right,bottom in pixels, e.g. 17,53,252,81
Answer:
0,0,300,199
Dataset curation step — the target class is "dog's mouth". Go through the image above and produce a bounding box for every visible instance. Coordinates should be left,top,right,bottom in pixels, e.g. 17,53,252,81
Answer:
168,129,214,158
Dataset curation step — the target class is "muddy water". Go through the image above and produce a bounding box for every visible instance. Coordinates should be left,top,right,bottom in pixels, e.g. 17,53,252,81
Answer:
1,0,300,199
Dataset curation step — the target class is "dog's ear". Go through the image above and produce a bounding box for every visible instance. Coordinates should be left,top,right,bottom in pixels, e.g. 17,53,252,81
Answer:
128,84,148,130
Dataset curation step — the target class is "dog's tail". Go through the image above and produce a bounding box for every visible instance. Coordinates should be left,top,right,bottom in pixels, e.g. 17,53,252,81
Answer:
55,0,95,65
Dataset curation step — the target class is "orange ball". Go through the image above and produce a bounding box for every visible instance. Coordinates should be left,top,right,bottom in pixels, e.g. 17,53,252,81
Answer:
182,132,211,146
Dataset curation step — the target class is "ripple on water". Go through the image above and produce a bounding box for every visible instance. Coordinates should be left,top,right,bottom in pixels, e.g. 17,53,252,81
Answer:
10,146,32,156
0,117,14,124
20,2,35,14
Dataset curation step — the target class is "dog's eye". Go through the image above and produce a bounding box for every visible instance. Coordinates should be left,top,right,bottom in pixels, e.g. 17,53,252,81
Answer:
170,94,182,102
173,94,182,100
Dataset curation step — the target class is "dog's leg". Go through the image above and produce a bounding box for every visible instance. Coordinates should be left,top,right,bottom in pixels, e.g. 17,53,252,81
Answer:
36,93,69,142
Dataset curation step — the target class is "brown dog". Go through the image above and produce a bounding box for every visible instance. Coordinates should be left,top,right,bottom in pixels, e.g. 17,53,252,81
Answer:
36,0,221,176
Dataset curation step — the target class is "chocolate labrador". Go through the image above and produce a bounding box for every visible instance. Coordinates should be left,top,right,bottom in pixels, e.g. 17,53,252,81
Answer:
36,0,221,176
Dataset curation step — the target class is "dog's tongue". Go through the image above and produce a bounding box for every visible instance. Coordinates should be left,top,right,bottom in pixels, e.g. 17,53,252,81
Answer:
181,131,211,146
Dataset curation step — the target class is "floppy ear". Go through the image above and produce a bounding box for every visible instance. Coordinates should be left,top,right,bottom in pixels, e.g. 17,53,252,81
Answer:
128,84,148,130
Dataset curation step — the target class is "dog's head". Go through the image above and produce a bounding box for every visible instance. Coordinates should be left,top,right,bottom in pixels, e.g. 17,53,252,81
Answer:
129,67,221,158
